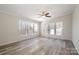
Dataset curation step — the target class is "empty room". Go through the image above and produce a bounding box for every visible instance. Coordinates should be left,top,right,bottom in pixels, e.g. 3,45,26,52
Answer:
0,4,79,55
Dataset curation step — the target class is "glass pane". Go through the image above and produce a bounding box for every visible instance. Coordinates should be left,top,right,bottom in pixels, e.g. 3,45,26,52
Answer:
49,23,55,35
50,29,54,35
19,20,27,35
34,23,38,33
28,23,33,34
56,22,63,36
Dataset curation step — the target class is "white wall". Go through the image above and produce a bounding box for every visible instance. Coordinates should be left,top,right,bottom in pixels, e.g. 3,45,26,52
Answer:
41,14,72,40
0,12,39,46
0,12,19,46
72,5,79,54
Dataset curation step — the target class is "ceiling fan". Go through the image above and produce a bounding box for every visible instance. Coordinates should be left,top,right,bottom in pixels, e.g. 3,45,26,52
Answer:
38,10,51,18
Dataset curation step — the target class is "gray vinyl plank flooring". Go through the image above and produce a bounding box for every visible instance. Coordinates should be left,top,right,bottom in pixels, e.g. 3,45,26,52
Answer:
0,37,78,55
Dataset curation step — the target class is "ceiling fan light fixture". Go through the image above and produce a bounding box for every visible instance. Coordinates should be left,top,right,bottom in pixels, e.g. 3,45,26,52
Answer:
37,9,52,18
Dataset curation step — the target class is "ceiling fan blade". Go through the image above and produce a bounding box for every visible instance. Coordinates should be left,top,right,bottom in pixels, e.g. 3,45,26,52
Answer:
45,12,50,16
46,15,51,17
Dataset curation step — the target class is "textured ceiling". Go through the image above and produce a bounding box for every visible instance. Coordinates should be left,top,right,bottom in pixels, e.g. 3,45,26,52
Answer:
0,4,76,22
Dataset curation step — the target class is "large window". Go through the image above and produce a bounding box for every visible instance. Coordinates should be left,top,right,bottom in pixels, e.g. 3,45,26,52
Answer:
48,22,63,36
19,20,39,35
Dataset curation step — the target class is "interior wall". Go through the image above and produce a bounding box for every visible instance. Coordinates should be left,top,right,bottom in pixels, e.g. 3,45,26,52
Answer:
0,12,18,46
41,14,72,40
0,12,39,46
0,16,2,42
72,5,79,54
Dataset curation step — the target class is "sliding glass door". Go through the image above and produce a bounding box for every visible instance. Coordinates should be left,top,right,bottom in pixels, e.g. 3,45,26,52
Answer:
48,21,63,36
